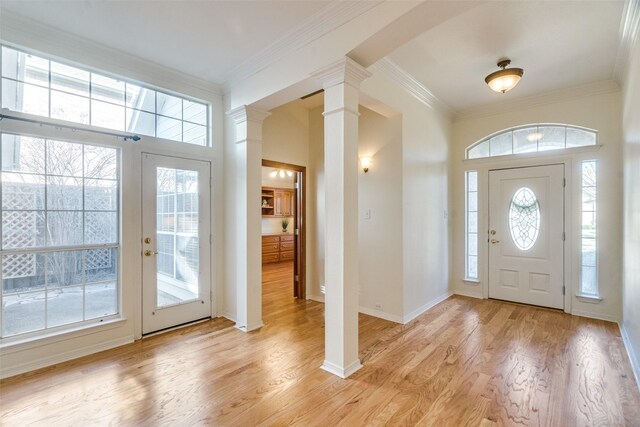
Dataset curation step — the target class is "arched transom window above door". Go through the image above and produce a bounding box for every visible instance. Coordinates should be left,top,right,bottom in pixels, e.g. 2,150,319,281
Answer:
466,124,597,160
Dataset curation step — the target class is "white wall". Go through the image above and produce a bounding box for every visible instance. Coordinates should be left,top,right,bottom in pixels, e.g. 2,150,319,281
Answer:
451,90,623,321
361,71,452,322
622,31,640,382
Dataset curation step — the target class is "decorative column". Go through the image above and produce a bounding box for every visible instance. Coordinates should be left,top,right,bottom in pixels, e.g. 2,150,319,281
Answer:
313,57,371,378
227,105,271,332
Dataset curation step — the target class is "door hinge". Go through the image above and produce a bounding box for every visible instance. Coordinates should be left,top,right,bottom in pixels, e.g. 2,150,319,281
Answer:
562,232,566,241
295,182,299,189
295,228,299,236
209,233,212,244
563,178,566,188
209,177,212,188
295,275,299,282
562,285,566,295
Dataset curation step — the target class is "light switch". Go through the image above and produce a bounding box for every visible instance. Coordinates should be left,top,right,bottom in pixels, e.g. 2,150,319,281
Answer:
364,209,371,220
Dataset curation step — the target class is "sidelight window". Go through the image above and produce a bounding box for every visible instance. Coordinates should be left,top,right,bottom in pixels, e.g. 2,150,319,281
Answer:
580,161,598,296
465,171,478,280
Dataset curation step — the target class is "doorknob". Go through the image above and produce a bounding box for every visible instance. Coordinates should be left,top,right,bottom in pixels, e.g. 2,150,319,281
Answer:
491,239,500,244
144,237,151,244
144,250,158,256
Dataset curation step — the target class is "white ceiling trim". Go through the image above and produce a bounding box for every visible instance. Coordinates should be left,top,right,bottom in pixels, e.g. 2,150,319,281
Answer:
454,80,621,122
222,0,381,91
0,10,222,100
614,0,640,84
370,57,453,118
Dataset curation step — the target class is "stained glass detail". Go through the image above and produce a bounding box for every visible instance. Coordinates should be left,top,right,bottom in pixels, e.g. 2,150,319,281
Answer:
509,187,540,250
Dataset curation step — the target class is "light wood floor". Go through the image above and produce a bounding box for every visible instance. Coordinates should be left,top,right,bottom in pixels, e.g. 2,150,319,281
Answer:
1,261,639,426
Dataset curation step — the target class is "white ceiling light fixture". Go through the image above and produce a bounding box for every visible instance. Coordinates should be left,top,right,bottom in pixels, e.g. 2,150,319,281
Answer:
269,169,293,178
485,59,524,93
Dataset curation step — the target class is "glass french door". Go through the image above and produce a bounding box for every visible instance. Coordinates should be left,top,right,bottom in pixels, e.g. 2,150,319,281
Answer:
141,154,211,334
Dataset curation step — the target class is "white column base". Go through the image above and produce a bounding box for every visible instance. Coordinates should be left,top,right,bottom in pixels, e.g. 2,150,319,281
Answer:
321,359,363,379
235,321,264,333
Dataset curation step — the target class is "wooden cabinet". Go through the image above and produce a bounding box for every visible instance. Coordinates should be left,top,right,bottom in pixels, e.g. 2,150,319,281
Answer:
262,234,295,264
262,187,294,217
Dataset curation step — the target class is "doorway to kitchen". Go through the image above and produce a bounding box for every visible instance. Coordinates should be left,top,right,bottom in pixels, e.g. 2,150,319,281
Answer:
261,160,306,306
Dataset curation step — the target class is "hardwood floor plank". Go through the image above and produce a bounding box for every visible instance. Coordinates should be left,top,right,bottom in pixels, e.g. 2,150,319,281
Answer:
1,262,638,426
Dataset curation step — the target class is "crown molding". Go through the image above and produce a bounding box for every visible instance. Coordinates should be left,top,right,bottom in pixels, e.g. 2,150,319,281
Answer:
222,0,381,91
226,105,272,125
0,10,222,100
614,0,640,84
370,57,453,118
312,57,372,89
454,80,621,122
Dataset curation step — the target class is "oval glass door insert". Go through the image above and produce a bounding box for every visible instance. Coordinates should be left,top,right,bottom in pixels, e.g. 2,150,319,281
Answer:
509,187,540,250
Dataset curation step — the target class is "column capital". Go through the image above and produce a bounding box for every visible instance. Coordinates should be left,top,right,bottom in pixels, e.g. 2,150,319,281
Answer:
226,105,272,125
312,56,372,90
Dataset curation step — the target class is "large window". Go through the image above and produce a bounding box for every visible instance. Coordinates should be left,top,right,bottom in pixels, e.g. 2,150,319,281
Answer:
1,46,209,146
465,171,478,280
580,161,598,296
1,133,120,337
466,124,597,160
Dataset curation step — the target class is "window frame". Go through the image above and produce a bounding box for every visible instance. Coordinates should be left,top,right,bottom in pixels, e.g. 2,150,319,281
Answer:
579,160,599,298
465,170,479,281
0,131,122,342
1,44,211,147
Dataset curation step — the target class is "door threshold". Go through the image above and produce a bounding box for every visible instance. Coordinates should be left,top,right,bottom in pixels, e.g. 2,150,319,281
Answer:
488,297,564,312
142,317,210,338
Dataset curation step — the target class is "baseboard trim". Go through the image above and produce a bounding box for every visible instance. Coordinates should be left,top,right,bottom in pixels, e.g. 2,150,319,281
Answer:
454,290,484,299
403,291,453,324
358,306,403,324
321,359,362,378
571,309,620,323
307,294,325,303
620,324,640,390
235,321,264,333
221,310,237,323
0,335,134,380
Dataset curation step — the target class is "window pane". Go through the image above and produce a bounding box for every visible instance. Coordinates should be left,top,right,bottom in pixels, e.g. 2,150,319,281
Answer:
489,132,512,156
468,141,489,159
47,176,83,210
567,128,596,148
467,171,477,192
126,108,155,137
85,211,117,244
47,140,83,177
2,172,45,210
85,179,118,211
581,266,597,295
2,291,45,336
2,134,45,173
468,191,477,212
183,100,206,125
51,62,89,97
582,238,596,267
125,84,155,113
468,211,477,233
2,253,45,292
467,255,478,279
46,250,82,288
51,90,90,125
2,211,45,249
84,145,117,180
91,74,125,105
513,127,539,154
1,47,49,87
156,92,181,119
2,78,49,117
91,100,124,131
538,126,565,151
468,233,478,256
183,122,207,146
47,286,84,327
157,116,182,141
85,248,117,283
47,211,83,246
85,282,117,319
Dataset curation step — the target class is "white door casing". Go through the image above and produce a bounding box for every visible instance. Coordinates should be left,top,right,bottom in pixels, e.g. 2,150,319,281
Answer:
488,164,564,309
141,153,211,334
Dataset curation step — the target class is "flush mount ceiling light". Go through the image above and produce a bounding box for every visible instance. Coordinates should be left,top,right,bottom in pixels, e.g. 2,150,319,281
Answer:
485,59,524,93
269,169,293,178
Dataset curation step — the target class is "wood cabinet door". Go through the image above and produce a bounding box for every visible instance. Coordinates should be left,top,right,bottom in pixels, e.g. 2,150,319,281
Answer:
274,190,293,216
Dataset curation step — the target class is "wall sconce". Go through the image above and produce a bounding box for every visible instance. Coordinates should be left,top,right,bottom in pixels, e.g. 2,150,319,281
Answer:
360,157,372,173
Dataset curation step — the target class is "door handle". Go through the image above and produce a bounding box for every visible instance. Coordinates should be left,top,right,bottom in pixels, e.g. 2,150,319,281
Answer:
491,239,500,244
144,250,158,256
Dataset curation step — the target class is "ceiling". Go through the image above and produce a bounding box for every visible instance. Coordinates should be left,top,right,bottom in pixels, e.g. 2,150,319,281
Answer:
0,0,330,84
387,1,625,112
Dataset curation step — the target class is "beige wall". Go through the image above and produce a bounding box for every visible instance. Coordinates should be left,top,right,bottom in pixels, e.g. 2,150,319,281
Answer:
622,32,640,381
451,90,623,321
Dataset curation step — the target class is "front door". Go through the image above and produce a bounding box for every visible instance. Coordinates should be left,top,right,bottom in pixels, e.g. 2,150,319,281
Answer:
141,153,211,334
488,164,564,309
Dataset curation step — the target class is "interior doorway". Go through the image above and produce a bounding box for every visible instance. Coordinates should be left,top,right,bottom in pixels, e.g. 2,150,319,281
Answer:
488,164,564,309
261,159,306,301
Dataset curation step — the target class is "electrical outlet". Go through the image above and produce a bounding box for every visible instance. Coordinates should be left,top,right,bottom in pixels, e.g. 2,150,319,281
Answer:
375,303,382,310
